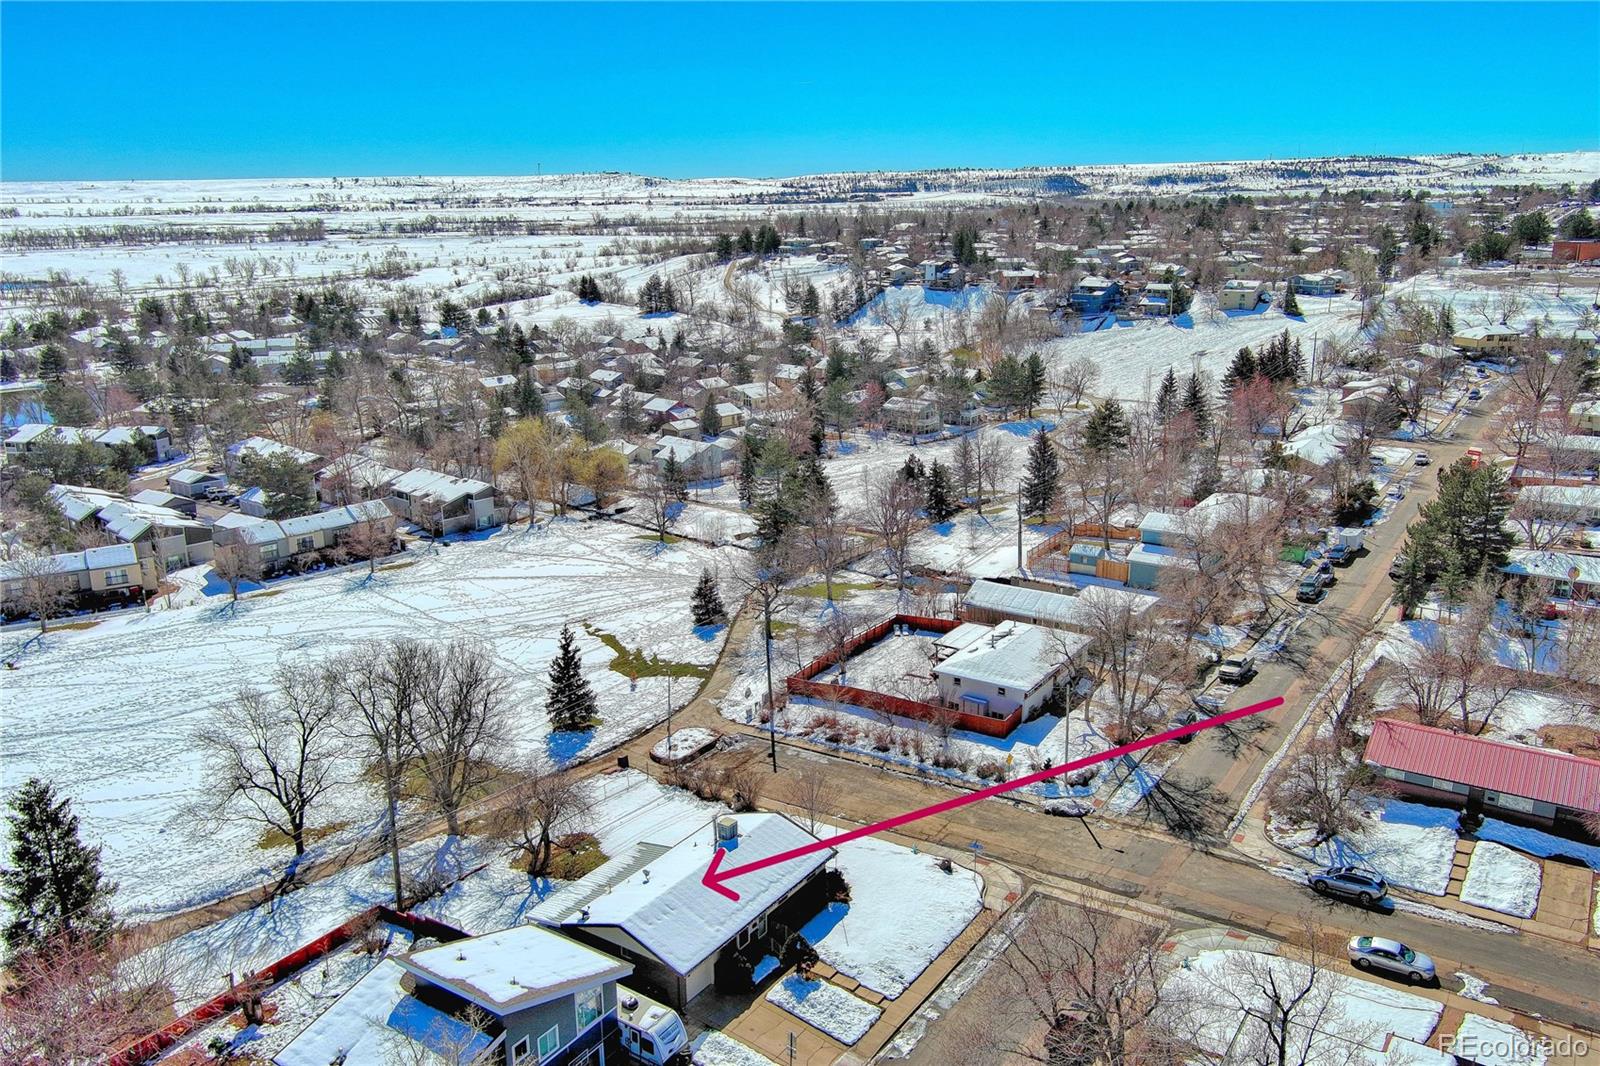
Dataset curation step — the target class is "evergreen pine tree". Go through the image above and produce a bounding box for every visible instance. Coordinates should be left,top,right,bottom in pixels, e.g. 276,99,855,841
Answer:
1022,429,1059,518
1021,352,1046,416
737,228,755,255
2,777,116,951
900,453,925,482
1288,338,1306,384
801,284,821,318
37,343,66,383
925,460,957,522
1083,399,1130,453
714,234,735,261
1282,281,1302,317
1221,348,1257,393
546,625,599,732
662,453,688,501
691,569,728,627
701,399,723,437
1181,373,1212,436
1154,367,1179,421
516,375,544,417
0,352,16,383
737,443,758,509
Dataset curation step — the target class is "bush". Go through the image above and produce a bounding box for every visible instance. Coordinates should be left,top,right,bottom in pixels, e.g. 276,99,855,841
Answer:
974,760,1003,781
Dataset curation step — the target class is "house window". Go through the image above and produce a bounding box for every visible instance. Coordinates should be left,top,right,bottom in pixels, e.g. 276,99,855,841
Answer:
537,1025,561,1061
511,1037,530,1064
260,544,279,560
736,926,752,950
297,536,315,552
575,985,603,1030
103,569,129,587
997,687,1006,696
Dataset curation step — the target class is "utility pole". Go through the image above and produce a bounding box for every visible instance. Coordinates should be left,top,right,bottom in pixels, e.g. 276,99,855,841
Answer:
665,672,674,759
764,583,778,773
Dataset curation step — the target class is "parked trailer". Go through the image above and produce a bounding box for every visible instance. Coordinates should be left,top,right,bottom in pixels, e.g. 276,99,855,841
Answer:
618,985,689,1063
1332,527,1366,552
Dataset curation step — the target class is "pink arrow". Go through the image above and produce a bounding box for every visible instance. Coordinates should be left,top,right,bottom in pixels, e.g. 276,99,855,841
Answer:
702,695,1284,901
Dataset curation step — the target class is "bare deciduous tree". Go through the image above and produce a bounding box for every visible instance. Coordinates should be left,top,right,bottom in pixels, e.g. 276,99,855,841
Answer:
954,896,1185,1066
784,761,839,835
864,469,920,590
196,667,342,857
211,542,263,602
0,934,180,1065
412,640,512,837
491,759,590,876
1268,739,1373,848
3,553,78,633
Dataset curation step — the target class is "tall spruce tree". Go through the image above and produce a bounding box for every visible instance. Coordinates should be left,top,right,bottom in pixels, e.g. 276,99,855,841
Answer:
2,778,116,951
1221,348,1258,392
1282,282,1302,317
1083,398,1130,453
1021,352,1047,416
737,443,758,508
662,453,689,501
1154,367,1179,422
691,569,728,627
546,625,599,732
1181,373,1212,436
1022,429,1059,518
701,398,723,437
925,460,957,522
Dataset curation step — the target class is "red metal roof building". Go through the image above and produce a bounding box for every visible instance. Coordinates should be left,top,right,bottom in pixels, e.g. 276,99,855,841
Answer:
1364,718,1600,828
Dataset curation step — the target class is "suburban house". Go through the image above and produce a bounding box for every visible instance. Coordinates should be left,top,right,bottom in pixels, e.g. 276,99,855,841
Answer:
1138,492,1267,548
275,925,636,1066
1514,484,1600,528
931,620,1080,727
212,501,396,574
1451,325,1523,356
314,453,404,506
921,259,965,291
1067,276,1122,315
46,485,215,569
1363,718,1600,833
1218,279,1266,311
533,813,834,1011
0,543,153,619
1501,549,1600,604
3,422,172,462
961,578,1154,634
651,436,728,480
997,269,1038,292
881,395,941,435
387,468,505,536
168,467,230,499
224,435,323,475
1290,272,1341,297
1571,399,1600,434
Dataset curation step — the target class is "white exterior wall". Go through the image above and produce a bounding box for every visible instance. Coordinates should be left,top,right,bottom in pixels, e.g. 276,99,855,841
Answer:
933,669,1059,720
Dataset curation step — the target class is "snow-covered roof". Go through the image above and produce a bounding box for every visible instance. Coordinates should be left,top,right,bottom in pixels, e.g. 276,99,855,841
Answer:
398,925,630,1015
46,484,123,523
933,620,1068,690
963,579,1152,631
98,500,206,541
1503,549,1600,586
1283,424,1351,467
279,501,393,537
534,814,832,974
227,435,321,466
169,467,226,486
275,958,493,1066
315,453,404,487
0,543,138,581
389,467,492,503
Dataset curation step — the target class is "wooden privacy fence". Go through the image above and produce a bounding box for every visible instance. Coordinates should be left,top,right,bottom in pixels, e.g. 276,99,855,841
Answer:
109,906,470,1066
785,613,1022,738
1024,522,1140,568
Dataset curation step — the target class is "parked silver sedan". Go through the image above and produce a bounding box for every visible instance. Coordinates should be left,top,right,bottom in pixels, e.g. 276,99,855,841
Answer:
1347,936,1436,983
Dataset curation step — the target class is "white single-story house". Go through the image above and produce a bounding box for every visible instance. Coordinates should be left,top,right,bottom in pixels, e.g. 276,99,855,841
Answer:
533,813,833,1011
932,620,1075,723
652,437,728,480
386,468,504,536
168,467,230,499
224,435,323,474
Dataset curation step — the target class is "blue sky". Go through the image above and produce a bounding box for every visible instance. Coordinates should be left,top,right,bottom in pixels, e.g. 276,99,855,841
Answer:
2,2,1596,181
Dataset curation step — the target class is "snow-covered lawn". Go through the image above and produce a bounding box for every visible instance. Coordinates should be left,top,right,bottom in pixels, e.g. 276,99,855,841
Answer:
1,520,740,918
1475,817,1600,871
1163,948,1443,1065
1452,1014,1549,1066
692,1031,779,1066
804,835,982,999
1459,843,1541,918
1272,799,1459,896
764,974,882,1045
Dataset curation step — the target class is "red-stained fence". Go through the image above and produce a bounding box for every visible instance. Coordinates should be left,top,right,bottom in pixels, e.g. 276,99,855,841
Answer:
785,613,1022,738
108,907,471,1065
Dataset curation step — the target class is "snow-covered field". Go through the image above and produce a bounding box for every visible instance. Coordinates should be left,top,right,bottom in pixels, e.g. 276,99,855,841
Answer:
764,973,882,1045
805,835,982,999
0,520,740,918
1460,842,1542,918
